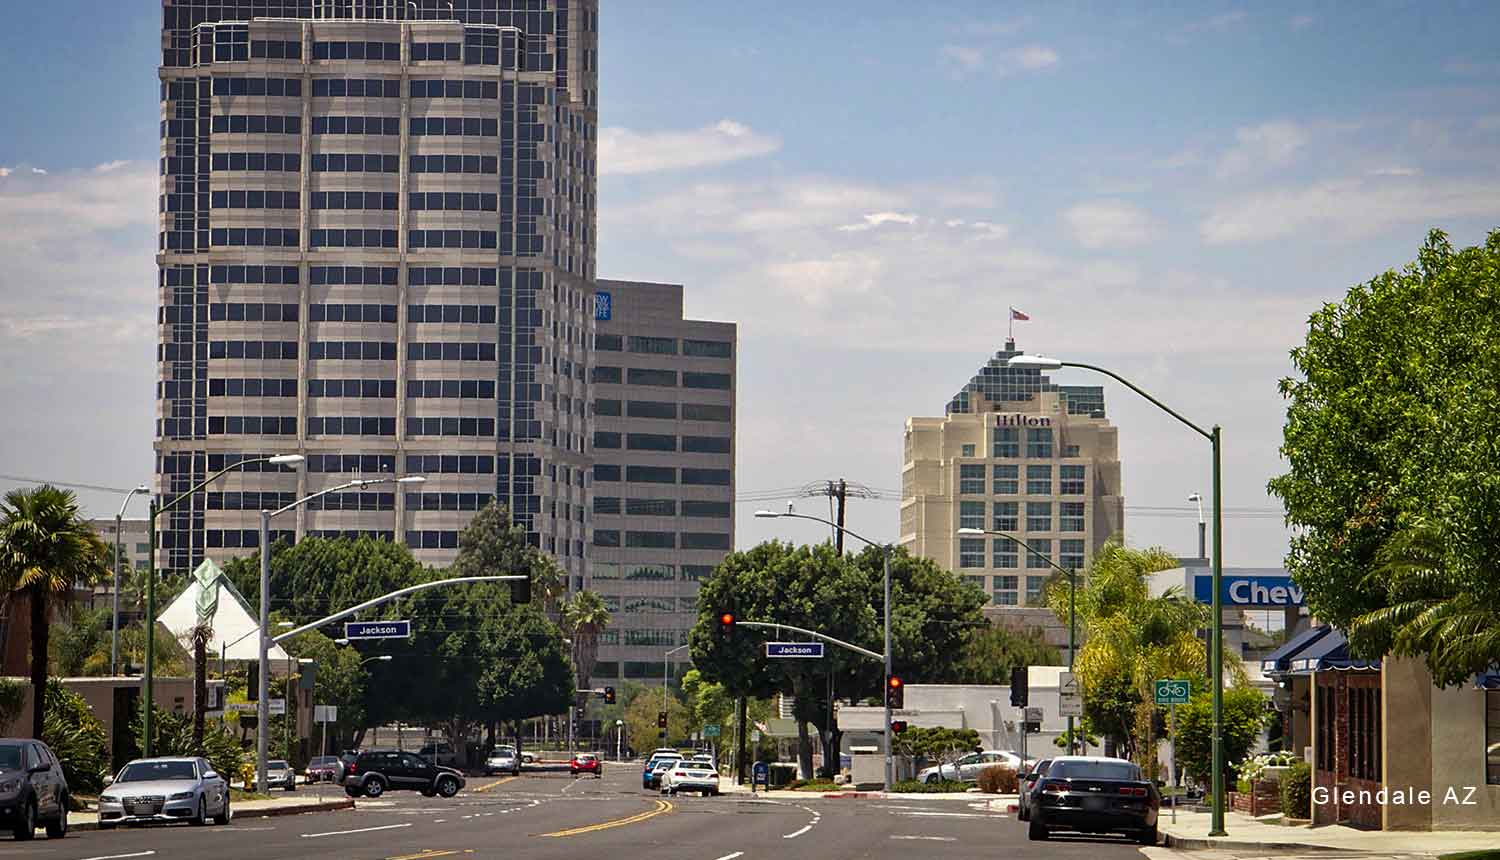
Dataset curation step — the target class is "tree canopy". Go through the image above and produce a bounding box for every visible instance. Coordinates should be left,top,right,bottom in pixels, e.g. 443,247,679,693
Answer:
1269,230,1500,685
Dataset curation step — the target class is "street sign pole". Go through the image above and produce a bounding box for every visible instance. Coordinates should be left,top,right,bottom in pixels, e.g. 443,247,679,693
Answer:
1170,702,1177,824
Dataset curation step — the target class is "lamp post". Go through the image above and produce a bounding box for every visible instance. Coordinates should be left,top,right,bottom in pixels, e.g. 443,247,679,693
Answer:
112,483,150,676
144,452,305,757
955,527,1079,753
1008,352,1226,835
753,509,894,793
1188,492,1206,560
663,643,689,735
256,474,426,796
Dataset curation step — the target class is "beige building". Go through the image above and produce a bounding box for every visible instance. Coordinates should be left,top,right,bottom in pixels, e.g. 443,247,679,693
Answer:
587,280,735,686
901,339,1123,629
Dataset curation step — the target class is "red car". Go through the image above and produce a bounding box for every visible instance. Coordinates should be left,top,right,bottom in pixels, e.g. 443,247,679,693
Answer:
570,753,602,778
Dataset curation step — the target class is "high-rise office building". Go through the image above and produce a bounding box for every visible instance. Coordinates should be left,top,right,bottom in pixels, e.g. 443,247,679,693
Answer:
587,280,736,686
901,339,1123,633
153,0,598,583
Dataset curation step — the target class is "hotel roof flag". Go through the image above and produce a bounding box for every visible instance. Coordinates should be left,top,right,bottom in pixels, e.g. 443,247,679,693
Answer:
1009,306,1030,339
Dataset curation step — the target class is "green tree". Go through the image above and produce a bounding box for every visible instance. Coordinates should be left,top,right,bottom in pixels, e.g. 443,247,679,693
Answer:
1269,230,1500,685
49,605,111,677
42,680,110,793
562,589,611,688
0,486,110,738
284,628,370,754
449,502,565,614
946,622,1059,685
222,534,425,622
1175,685,1270,787
892,726,982,765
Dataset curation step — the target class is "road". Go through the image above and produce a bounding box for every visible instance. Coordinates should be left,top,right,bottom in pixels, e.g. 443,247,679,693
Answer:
0,765,1161,860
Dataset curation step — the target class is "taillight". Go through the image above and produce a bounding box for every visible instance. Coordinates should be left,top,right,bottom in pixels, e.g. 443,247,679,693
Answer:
1119,786,1148,797
1042,780,1069,794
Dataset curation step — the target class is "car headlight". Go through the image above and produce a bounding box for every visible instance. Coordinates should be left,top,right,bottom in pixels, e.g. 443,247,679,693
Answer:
0,779,20,794
99,794,118,804
169,791,194,800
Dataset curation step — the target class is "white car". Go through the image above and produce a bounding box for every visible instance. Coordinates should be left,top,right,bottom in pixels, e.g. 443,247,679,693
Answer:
661,759,719,796
484,747,520,776
917,750,1027,784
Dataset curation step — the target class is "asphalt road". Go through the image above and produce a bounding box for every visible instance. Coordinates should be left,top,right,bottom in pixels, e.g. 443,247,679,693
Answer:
0,765,1162,860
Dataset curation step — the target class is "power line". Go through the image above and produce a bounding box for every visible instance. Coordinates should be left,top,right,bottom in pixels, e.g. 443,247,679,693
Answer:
0,473,139,495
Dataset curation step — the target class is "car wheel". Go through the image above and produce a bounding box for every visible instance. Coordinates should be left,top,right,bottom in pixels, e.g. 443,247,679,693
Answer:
1027,817,1049,841
436,776,460,798
363,778,386,798
1138,824,1158,846
1018,803,1029,822
13,799,35,841
285,782,296,792
345,786,364,798
925,773,940,785
191,797,208,827
44,796,67,839
214,795,231,826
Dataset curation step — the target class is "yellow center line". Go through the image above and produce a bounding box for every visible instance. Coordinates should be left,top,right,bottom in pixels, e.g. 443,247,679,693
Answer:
535,799,673,838
472,776,518,793
386,850,473,860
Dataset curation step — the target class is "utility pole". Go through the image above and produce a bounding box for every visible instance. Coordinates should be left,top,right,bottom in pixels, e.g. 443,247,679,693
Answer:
833,479,847,556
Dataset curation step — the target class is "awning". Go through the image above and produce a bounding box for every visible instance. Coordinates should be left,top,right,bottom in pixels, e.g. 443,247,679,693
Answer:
1475,671,1500,690
1288,629,1380,673
1260,625,1333,675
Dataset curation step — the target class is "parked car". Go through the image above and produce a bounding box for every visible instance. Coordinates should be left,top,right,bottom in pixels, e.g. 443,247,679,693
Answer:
305,756,343,784
519,751,537,765
485,747,520,776
661,759,719,797
0,738,70,840
1027,756,1159,844
570,753,602,778
336,750,360,783
98,757,230,830
641,753,681,789
343,750,465,799
916,749,1026,784
264,759,296,792
1017,759,1052,821
416,743,457,767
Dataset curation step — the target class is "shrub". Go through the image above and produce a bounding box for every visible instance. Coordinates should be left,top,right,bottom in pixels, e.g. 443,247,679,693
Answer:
976,764,1018,794
1236,777,1252,794
1236,750,1300,783
785,779,839,792
131,705,246,785
1280,761,1312,818
892,778,969,793
1176,686,1271,784
41,681,109,794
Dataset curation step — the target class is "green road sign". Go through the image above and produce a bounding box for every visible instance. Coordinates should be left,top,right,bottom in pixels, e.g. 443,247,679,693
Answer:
1154,678,1191,705
702,724,721,737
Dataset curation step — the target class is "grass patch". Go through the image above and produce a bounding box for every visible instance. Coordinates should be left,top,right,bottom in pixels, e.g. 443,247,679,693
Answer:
785,779,840,792
1440,852,1500,860
891,779,970,793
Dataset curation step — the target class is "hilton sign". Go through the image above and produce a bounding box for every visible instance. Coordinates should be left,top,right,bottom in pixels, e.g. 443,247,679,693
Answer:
994,414,1052,427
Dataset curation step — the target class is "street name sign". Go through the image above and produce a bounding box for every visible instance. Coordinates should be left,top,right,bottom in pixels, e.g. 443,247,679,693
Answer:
314,705,338,723
1058,671,1083,717
1154,679,1191,705
702,724,721,737
766,642,824,658
268,698,286,716
344,619,411,640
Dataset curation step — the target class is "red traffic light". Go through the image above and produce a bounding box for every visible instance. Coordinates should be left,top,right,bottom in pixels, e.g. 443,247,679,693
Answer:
891,720,908,734
887,676,903,689
719,612,735,627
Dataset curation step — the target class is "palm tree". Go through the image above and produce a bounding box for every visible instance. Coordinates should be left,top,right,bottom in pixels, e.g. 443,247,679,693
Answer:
0,486,109,738
562,590,611,689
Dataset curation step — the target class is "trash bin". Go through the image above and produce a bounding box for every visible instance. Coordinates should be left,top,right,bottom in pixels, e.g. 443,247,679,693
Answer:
767,763,798,789
849,745,883,790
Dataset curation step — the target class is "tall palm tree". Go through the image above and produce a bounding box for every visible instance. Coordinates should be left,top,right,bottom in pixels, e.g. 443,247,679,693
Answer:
0,486,109,738
562,590,611,688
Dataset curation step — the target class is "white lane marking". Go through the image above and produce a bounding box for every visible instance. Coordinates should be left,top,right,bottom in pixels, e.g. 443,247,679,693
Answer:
712,853,744,860
433,819,446,823
891,835,957,842
79,853,157,860
300,822,412,838
783,825,812,839
897,810,1007,819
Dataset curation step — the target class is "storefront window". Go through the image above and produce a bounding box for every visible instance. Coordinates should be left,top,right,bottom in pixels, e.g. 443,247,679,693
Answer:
1487,691,1500,785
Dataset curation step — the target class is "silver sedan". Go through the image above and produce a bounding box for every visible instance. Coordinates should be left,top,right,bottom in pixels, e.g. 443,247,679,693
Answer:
98,757,231,828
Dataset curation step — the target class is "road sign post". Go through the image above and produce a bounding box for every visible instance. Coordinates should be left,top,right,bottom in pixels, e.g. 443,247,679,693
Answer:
1154,678,1190,824
1058,671,1083,718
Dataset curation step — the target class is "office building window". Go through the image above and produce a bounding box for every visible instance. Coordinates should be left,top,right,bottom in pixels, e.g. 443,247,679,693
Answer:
963,575,987,592
959,501,985,531
1060,464,1086,494
626,466,676,484
627,401,676,419
593,431,621,449
993,427,1020,458
628,368,677,387
593,497,620,515
1026,576,1048,605
1026,538,1052,569
681,532,731,550
958,538,985,569
1060,538,1085,570
595,334,622,351
993,501,1018,532
682,403,731,422
1026,464,1052,495
1027,502,1052,532
961,444,976,457
681,468,731,486
1060,502,1085,531
992,540,1018,569
992,575,1018,605
628,336,677,355
626,433,676,452
625,531,675,549
594,399,621,416
1027,428,1054,458
959,464,985,495
683,372,731,389
683,339,732,358
992,464,1018,494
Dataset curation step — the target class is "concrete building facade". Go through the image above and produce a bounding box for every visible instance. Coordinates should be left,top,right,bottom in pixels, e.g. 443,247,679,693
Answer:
587,280,736,686
152,0,599,586
901,339,1124,624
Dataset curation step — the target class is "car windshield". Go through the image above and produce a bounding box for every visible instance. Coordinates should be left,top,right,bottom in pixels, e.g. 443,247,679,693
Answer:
119,760,196,782
0,745,23,771
652,761,674,772
310,757,336,766
1050,760,1142,780
269,760,289,769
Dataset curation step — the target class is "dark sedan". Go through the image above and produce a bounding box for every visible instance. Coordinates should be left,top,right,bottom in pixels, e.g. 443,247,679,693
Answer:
1017,758,1051,821
1027,756,1159,844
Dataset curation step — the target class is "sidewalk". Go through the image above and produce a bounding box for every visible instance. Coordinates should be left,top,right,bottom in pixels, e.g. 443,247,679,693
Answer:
1160,807,1500,853
65,792,354,832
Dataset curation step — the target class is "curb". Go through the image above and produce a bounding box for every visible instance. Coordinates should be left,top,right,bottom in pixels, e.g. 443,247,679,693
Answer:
819,791,882,799
1162,833,1364,852
66,798,355,833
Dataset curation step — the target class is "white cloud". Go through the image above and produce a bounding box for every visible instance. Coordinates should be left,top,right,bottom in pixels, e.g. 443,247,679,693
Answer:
1289,15,1315,31
598,120,780,176
1217,120,1307,178
1199,177,1500,244
1012,45,1059,70
938,44,985,76
30,168,47,175
93,160,130,173
837,211,920,232
938,43,1060,77
1369,166,1421,177
1063,199,1159,249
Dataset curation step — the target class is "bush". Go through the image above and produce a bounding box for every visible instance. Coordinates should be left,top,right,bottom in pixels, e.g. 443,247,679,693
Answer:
41,681,109,794
1176,686,1271,784
892,778,969,793
977,764,1018,794
131,705,246,785
785,779,839,792
1236,750,1300,783
1280,761,1312,818
1236,777,1252,794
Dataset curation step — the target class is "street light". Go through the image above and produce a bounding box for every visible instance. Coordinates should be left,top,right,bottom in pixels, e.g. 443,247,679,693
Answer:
1007,351,1227,836
256,473,426,796
1188,492,1206,560
754,508,895,793
112,483,150,676
663,643,689,719
143,452,305,756
956,527,1081,753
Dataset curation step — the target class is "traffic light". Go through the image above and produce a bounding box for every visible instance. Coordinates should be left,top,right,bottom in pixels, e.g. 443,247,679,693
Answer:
886,675,904,709
657,711,668,729
603,686,616,705
247,663,259,700
891,720,908,734
717,611,736,638
1010,666,1029,707
575,705,585,719
511,576,532,604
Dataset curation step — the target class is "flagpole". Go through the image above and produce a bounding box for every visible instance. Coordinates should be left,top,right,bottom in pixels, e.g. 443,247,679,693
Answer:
1008,307,1014,342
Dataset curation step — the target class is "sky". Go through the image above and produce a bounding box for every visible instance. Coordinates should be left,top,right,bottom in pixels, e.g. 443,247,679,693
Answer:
2,1,1498,568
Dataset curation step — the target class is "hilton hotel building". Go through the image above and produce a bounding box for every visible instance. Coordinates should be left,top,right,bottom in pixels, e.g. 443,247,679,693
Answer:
153,0,599,585
901,339,1124,628
587,281,736,686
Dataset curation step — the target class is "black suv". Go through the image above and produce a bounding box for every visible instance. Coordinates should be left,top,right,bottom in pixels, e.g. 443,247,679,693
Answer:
0,739,70,840
342,750,465,799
